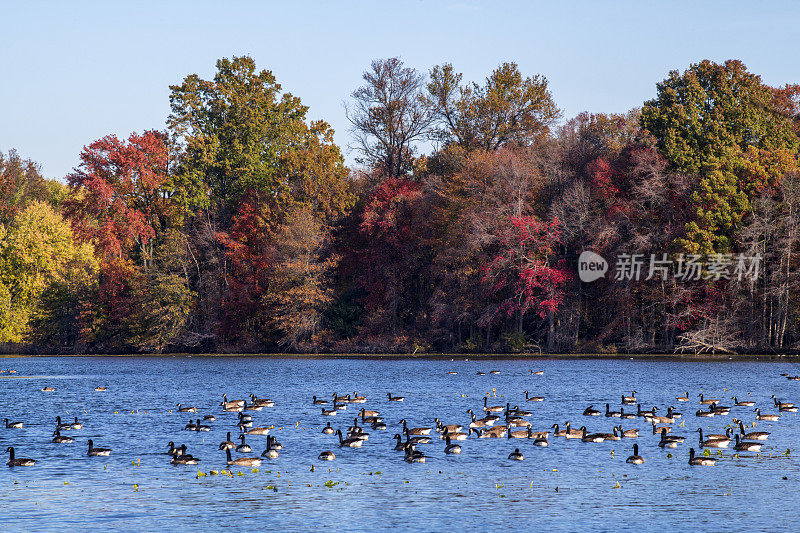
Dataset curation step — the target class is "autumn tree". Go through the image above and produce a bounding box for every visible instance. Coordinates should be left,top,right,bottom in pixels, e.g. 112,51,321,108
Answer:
0,149,50,225
427,62,560,152
347,57,434,178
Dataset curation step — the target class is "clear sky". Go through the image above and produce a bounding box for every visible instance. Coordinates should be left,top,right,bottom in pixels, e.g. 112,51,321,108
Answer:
2,0,799,180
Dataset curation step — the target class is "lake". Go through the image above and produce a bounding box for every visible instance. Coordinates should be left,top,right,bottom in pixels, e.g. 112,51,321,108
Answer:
1,356,799,532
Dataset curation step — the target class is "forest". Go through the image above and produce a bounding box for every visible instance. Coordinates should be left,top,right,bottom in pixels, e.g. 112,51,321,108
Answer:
2,56,799,355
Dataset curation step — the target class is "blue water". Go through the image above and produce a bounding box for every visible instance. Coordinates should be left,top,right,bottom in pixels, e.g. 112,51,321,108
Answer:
1,356,799,532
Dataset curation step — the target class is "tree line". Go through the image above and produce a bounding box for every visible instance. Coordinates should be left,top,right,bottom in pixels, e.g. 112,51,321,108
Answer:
2,56,799,354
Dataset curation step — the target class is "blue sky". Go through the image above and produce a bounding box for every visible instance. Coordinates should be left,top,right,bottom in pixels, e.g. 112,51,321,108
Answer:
2,0,799,180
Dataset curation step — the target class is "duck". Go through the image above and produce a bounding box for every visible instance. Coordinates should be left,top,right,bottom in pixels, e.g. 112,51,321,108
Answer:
676,392,690,402
734,434,762,452
508,448,524,460
194,419,211,432
387,392,405,402
524,390,544,402
55,416,72,432
322,422,335,435
583,405,601,416
312,395,328,405
5,447,35,467
318,450,335,461
52,429,74,443
622,391,637,405
225,448,261,467
176,403,197,413
401,419,431,436
236,435,251,453
737,420,769,441
87,439,111,456
3,418,23,429
444,435,462,454
732,396,755,407
404,444,426,463
617,426,639,438
755,408,779,421
605,404,621,418
689,447,716,466
336,429,363,448
483,397,504,413
626,443,644,464
219,432,235,450
698,428,729,448
698,394,718,405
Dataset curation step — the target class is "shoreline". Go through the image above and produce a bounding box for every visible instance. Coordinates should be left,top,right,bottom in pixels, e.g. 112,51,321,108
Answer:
2,352,800,362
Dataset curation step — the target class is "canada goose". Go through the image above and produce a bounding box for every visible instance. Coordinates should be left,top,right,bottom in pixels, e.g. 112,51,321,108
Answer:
220,394,245,410
351,392,367,404
580,426,605,443
564,422,583,439
619,408,636,420
52,429,74,443
238,411,253,423
617,426,639,438
689,447,716,466
524,390,544,402
709,402,730,415
652,423,671,435
41,387,55,392
476,371,485,375
171,451,199,465
55,417,72,432
487,370,499,375
250,394,275,408
236,435,252,453
528,428,550,440
483,397,504,413
225,448,261,467
532,434,549,447
778,402,798,413
184,420,197,431
533,370,544,375
508,448,524,460
583,405,601,416
337,429,363,448
404,444,426,463
676,392,690,402
332,393,351,403
509,404,533,417
622,391,637,405
387,393,405,402
551,424,567,438
637,405,656,418
626,443,644,464
321,407,337,416
506,416,531,428
704,427,732,441
244,426,270,436
695,408,715,418
435,418,463,434
698,428,729,448
177,403,197,413
508,426,529,439
87,439,111,456
243,401,263,412
203,414,216,422
322,422,335,435
219,432,235,450
401,419,431,436
318,450,335,461
444,436,462,454
659,428,685,448
372,420,387,430
359,408,380,418
94,386,107,392
666,406,682,419
698,394,718,405
6,447,34,467
732,396,755,407
405,433,432,444
195,419,211,432
167,441,182,455
261,436,279,458
738,421,769,441
772,395,795,408
467,409,494,428
480,425,508,439
440,427,467,441
393,434,406,451
348,418,369,441
734,434,762,452
605,404,621,418
651,413,675,424
4,418,23,429
755,408,779,421
312,395,328,405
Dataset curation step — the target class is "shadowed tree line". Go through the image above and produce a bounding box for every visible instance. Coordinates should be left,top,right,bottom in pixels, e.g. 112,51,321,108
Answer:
2,56,800,354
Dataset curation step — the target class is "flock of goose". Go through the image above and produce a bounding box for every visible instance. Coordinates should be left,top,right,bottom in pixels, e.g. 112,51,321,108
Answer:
3,371,796,470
